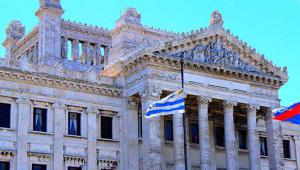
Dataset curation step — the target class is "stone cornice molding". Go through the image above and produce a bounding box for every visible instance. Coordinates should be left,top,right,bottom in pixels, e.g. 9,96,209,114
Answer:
86,106,99,115
197,96,212,105
0,67,122,98
97,158,118,168
27,152,52,160
64,155,87,164
0,149,15,157
123,54,284,88
52,102,66,110
16,97,31,105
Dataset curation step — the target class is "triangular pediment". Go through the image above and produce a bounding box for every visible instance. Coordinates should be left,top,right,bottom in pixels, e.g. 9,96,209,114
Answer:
171,38,264,75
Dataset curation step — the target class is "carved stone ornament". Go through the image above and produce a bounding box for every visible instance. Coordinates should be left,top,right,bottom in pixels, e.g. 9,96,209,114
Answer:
27,152,52,160
223,100,237,109
120,7,141,25
97,159,118,169
16,97,31,105
140,84,162,101
172,39,264,75
210,10,223,27
245,104,260,112
197,96,212,105
6,21,25,40
64,155,87,165
52,102,66,110
86,106,99,114
0,149,15,158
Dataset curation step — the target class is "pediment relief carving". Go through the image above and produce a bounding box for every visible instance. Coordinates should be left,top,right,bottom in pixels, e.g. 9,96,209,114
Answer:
171,39,266,76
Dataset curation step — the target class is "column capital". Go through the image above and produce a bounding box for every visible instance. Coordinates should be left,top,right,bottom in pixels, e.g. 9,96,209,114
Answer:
86,106,99,115
127,96,139,107
223,100,237,109
139,84,162,101
16,98,31,105
197,96,212,105
52,102,66,110
246,104,260,112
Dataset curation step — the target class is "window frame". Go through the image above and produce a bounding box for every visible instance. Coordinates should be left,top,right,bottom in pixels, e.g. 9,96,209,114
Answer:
164,116,173,142
283,139,292,159
100,115,113,140
32,107,47,132
189,121,199,144
0,103,11,129
0,161,10,170
237,129,248,150
138,104,143,139
214,125,225,148
259,136,268,157
68,112,81,136
32,163,47,170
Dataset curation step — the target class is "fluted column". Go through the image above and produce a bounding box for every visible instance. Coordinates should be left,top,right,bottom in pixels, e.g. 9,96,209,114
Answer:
197,97,212,170
140,85,163,170
71,39,79,61
16,98,31,170
265,107,284,170
173,100,185,169
246,105,261,170
223,101,238,170
86,106,98,169
52,102,66,170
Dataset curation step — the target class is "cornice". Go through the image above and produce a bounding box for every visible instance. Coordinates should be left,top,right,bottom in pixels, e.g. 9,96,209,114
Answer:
0,67,122,98
123,54,284,88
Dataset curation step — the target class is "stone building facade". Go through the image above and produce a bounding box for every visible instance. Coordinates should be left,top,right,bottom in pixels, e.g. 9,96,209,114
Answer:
0,0,299,170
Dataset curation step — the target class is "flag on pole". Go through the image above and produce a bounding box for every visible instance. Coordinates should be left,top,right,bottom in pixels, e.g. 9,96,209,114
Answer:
273,102,300,124
145,89,185,118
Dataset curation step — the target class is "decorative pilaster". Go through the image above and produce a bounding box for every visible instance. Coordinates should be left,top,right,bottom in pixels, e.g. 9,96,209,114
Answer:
52,102,66,170
197,97,212,170
265,107,284,170
293,135,300,169
223,101,238,170
140,84,162,170
95,44,102,65
71,39,79,61
61,37,68,60
246,105,261,170
126,97,139,170
86,106,99,170
16,97,31,170
104,46,110,65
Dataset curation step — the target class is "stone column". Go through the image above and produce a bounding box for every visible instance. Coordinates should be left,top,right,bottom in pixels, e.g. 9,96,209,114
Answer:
127,97,139,170
104,46,110,65
16,97,31,170
223,101,238,170
95,44,102,65
293,135,300,169
185,115,192,170
246,105,261,170
173,103,185,169
52,102,66,170
71,39,79,61
86,106,98,170
265,107,284,170
61,37,68,60
140,85,163,170
197,97,212,170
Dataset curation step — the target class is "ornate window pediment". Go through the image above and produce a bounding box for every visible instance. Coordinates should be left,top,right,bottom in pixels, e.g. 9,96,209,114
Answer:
171,39,265,76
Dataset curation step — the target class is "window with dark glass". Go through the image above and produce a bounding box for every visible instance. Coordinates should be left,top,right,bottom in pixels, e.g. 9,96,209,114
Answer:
101,116,113,139
190,122,199,144
165,119,173,141
0,161,9,170
238,130,247,149
215,126,225,147
138,104,142,138
32,164,47,170
68,167,81,170
0,103,11,128
260,137,268,156
33,108,47,132
283,140,291,159
68,112,81,136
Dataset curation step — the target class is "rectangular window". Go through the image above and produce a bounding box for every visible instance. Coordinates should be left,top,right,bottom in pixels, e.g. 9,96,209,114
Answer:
215,126,225,147
190,122,199,144
165,118,173,141
260,137,268,156
238,130,247,149
32,164,47,170
138,104,142,138
68,112,81,136
33,108,47,132
0,103,11,128
0,161,9,170
68,167,81,170
101,116,113,139
283,140,291,159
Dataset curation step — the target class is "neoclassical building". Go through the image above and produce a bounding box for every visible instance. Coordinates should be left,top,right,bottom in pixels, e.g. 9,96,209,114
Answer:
0,0,299,170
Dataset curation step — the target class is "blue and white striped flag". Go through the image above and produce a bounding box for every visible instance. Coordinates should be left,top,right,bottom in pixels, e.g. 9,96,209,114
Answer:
145,89,185,118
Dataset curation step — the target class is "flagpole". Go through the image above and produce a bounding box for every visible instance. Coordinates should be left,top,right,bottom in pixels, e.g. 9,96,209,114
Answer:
181,54,188,170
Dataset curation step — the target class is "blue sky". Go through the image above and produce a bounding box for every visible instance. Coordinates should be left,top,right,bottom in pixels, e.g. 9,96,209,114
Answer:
0,0,299,106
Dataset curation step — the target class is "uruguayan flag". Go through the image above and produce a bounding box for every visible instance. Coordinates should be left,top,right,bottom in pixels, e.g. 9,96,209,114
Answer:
145,89,185,118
